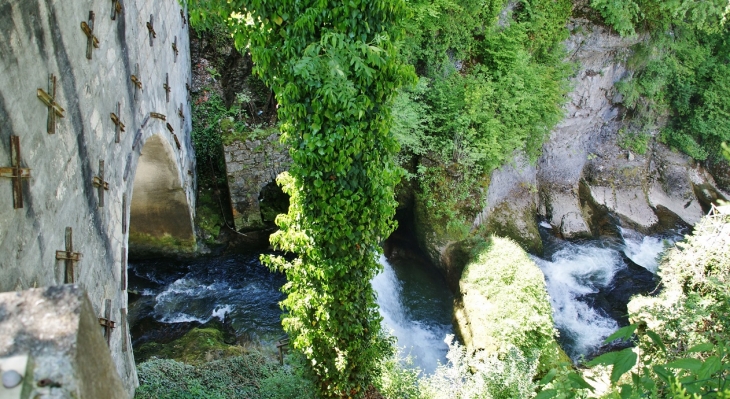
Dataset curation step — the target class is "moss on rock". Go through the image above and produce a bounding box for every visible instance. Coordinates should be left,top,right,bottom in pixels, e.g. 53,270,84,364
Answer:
482,199,543,256
128,232,197,258
135,327,246,365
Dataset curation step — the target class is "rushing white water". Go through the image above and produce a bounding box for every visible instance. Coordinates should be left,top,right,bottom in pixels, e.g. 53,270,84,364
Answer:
372,255,451,374
533,225,681,359
621,228,673,273
532,244,621,358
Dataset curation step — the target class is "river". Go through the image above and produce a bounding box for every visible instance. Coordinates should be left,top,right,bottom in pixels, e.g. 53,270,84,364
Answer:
128,250,454,372
128,226,680,370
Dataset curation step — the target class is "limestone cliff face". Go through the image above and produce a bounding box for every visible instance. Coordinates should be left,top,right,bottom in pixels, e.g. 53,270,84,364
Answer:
539,19,726,236
414,18,728,279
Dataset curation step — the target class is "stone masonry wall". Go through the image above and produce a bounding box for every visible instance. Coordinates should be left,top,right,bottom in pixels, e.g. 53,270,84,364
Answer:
224,133,290,230
0,0,195,396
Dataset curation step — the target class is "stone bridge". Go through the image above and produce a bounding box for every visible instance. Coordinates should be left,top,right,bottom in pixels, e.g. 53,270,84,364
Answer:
0,0,195,395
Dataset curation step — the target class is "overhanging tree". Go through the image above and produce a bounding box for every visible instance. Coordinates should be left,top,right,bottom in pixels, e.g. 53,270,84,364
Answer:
187,0,414,397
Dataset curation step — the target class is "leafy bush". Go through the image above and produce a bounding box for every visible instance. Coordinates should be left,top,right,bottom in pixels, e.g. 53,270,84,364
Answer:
397,0,571,174
376,336,550,399
617,129,651,155
456,237,556,357
393,0,572,233
136,352,318,399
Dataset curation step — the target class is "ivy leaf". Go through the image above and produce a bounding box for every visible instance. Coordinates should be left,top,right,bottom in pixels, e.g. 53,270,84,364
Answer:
646,330,666,353
665,358,703,371
620,384,633,399
611,348,637,384
697,356,722,380
567,373,594,391
686,342,713,353
603,324,637,344
652,365,672,383
587,348,638,384
586,351,618,367
539,369,557,386
535,389,557,399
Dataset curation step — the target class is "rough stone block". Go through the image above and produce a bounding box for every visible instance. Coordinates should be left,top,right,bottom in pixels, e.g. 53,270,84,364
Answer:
0,286,127,399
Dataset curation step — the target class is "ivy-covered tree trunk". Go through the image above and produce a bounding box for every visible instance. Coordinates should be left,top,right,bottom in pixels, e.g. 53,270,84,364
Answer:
188,0,414,397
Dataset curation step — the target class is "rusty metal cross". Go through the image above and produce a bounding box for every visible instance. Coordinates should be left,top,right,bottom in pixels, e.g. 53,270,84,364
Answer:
172,36,179,63
130,64,142,101
98,299,116,346
164,73,171,103
0,136,31,209
56,227,82,284
80,11,100,60
37,74,65,134
111,0,123,20
146,14,156,46
111,103,126,143
92,160,109,207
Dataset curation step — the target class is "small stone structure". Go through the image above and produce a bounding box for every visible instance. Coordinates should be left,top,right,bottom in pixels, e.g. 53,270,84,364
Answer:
223,133,290,230
0,286,127,399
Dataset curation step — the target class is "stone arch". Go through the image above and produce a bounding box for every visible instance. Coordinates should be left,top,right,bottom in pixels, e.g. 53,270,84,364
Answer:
258,178,290,224
129,134,196,256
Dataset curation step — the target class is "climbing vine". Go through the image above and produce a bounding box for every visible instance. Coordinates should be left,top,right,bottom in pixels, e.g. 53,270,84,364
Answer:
187,0,414,397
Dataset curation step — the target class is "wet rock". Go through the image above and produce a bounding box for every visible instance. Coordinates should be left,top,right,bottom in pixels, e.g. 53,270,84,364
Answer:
647,146,705,226
560,211,591,239
537,20,642,205
474,152,543,254
707,156,730,193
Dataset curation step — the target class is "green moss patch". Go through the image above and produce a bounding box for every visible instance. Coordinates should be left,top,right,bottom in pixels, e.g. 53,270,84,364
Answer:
195,189,225,244
135,327,245,365
129,232,196,256
135,352,317,399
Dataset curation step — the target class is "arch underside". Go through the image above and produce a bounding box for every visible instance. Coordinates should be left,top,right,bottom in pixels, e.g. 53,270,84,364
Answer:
129,134,195,256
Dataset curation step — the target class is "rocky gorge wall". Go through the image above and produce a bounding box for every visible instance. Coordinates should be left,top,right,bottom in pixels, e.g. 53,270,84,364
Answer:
414,18,729,280
0,0,195,395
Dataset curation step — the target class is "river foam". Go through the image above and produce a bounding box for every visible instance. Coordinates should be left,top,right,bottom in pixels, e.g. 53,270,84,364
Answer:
532,244,620,358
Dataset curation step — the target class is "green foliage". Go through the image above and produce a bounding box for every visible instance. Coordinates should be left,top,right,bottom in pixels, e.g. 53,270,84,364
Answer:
134,327,244,365
259,353,319,399
414,164,485,243
590,0,641,36
191,93,229,178
615,24,730,160
376,336,546,399
617,129,651,155
187,0,414,396
420,337,540,399
396,0,571,173
457,237,556,356
596,1,730,161
376,351,422,399
135,353,318,399
392,0,571,234
589,0,729,36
